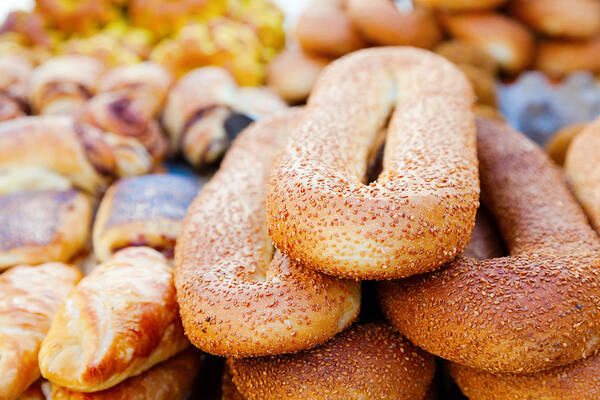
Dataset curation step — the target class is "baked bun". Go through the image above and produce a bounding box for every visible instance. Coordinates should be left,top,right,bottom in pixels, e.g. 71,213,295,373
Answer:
534,36,600,76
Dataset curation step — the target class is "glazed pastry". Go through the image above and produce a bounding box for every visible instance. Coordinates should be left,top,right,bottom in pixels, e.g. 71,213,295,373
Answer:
163,67,286,167
39,247,189,392
0,263,81,400
0,116,153,195
0,54,32,122
0,189,92,270
80,62,173,164
46,349,202,400
29,55,105,116
93,174,201,262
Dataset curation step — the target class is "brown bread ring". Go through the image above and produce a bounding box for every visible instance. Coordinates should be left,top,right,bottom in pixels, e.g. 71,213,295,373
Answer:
535,37,600,76
566,116,600,231
379,117,600,374
346,0,442,49
228,323,435,400
174,109,361,358
266,47,479,280
440,12,534,73
508,0,600,39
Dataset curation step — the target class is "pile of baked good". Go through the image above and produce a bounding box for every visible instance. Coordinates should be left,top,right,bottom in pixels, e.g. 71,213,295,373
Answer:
2,1,600,400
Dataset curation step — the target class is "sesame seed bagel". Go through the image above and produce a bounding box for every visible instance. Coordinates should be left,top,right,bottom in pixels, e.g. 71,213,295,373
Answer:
266,47,479,280
379,117,600,373
450,353,600,400
174,109,361,358
228,323,435,400
566,116,600,231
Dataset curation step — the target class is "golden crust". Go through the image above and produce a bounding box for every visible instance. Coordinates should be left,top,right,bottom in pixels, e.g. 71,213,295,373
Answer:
174,109,361,357
39,247,189,392
440,12,534,73
0,263,81,400
47,349,202,400
229,323,435,400
379,117,600,373
347,0,442,48
414,0,507,10
547,122,587,166
29,55,105,116
295,0,366,57
0,189,92,269
508,0,600,39
450,353,600,399
266,47,478,279
93,174,200,262
566,116,600,231
534,37,600,76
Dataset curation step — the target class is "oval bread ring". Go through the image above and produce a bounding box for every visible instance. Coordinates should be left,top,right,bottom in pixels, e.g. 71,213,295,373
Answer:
534,37,600,76
508,0,600,39
295,0,366,58
346,0,442,49
566,116,600,231
414,0,507,11
228,323,435,400
379,117,600,373
546,122,587,166
440,12,534,73
450,353,600,400
266,47,479,280
174,108,361,358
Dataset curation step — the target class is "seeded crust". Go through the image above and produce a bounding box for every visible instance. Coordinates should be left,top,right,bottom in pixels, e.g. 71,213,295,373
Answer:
266,47,479,280
413,0,507,11
566,116,600,231
174,109,361,358
379,117,600,373
229,323,435,400
439,13,534,73
450,353,600,400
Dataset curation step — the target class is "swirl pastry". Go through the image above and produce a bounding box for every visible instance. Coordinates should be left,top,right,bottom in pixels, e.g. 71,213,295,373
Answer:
93,174,201,262
0,54,32,122
0,262,81,400
39,247,189,392
163,67,286,167
267,47,479,279
0,189,92,270
174,109,360,357
0,116,152,195
29,55,105,116
379,117,600,373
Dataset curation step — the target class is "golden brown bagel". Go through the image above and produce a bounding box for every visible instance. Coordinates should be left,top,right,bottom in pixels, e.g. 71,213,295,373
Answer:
435,40,499,76
39,247,189,392
228,323,435,400
0,189,92,270
535,37,600,76
0,116,153,195
295,0,366,57
440,13,534,73
46,349,202,400
347,0,442,48
508,0,600,39
0,263,81,400
93,174,200,262
174,109,361,358
566,116,600,231
266,47,479,280
547,122,587,166
379,117,600,373
414,0,507,11
450,353,600,400
29,55,105,116
266,43,330,104
0,55,32,122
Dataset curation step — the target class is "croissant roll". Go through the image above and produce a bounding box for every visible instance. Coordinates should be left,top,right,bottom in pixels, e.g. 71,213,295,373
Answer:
0,116,152,195
0,55,32,122
29,55,105,116
46,349,202,400
379,117,600,373
163,67,286,167
39,247,189,392
93,174,201,262
0,263,81,400
0,189,92,270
